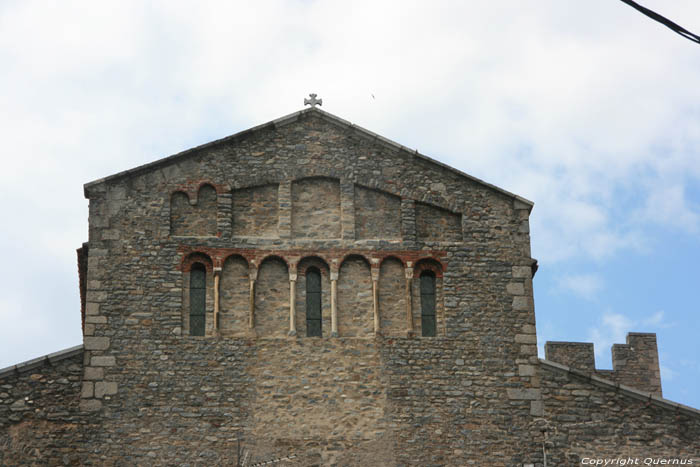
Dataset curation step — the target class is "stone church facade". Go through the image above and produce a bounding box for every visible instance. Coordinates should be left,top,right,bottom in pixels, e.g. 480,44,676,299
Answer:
1,103,698,465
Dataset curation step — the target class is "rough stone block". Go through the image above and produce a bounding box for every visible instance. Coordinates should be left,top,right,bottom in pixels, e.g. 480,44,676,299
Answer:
86,302,100,316
515,334,537,344
91,356,116,367
95,381,118,398
512,296,530,311
512,266,531,279
86,316,107,324
530,400,544,416
506,282,524,295
83,367,104,380
81,382,94,398
84,336,110,350
80,399,102,412
518,364,536,376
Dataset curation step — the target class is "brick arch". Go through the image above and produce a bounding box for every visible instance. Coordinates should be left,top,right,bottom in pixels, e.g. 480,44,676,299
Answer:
196,181,227,195
297,256,331,276
222,252,251,269
193,183,217,202
257,253,290,269
181,252,214,273
413,257,444,278
170,183,217,237
379,255,406,268
339,253,371,269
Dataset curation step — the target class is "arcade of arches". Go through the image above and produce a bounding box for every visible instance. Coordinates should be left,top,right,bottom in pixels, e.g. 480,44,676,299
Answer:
180,250,445,338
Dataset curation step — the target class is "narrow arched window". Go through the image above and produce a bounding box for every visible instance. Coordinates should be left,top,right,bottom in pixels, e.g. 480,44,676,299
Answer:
190,263,206,336
420,271,436,337
306,267,322,337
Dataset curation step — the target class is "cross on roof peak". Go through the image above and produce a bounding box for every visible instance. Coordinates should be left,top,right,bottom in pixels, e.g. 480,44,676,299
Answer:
304,93,322,108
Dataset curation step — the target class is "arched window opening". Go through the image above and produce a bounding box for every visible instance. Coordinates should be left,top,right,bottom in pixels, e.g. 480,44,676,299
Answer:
306,267,322,337
190,263,206,336
420,271,436,337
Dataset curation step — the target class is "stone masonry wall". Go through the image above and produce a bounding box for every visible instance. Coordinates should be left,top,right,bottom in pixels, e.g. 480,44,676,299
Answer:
0,350,97,466
232,184,279,238
336,256,373,337
292,177,341,239
219,254,250,336
354,184,401,240
170,184,217,237
44,108,543,464
540,362,699,465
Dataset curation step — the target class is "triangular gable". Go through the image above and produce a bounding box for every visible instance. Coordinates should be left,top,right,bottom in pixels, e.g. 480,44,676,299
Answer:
83,107,533,211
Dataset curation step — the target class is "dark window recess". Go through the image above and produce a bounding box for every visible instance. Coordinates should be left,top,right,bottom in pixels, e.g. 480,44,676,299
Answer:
420,271,436,337
190,263,206,336
306,268,322,337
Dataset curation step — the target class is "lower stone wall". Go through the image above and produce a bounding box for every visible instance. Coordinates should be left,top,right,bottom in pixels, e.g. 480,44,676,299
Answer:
0,350,96,466
540,362,700,466
8,341,697,465
0,337,544,465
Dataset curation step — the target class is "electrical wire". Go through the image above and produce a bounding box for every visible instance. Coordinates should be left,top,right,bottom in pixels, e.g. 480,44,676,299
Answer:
618,0,700,45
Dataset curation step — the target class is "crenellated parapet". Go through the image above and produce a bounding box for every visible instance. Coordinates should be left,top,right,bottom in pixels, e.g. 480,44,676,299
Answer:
545,332,662,396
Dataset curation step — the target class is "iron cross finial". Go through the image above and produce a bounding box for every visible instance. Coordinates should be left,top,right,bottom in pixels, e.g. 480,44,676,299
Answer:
304,93,322,108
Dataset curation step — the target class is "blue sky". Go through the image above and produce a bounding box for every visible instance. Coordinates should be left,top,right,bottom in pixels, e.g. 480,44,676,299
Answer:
0,0,698,409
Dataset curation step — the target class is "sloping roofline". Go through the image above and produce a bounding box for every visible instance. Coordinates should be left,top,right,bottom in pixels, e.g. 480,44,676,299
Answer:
83,106,534,210
540,358,700,419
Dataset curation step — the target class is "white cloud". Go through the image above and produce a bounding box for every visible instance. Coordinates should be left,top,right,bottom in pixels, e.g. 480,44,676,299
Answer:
556,273,604,300
589,312,635,358
588,310,675,360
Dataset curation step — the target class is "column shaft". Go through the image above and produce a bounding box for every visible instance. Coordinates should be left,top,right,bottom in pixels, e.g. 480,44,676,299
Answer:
405,277,414,333
289,279,297,336
372,279,380,334
249,280,256,328
213,272,220,333
330,278,338,337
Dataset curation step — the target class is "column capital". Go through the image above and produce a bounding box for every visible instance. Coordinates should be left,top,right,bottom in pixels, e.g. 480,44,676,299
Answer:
330,271,339,281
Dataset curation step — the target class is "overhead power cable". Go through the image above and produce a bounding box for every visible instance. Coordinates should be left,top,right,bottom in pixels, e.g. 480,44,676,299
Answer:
618,0,700,45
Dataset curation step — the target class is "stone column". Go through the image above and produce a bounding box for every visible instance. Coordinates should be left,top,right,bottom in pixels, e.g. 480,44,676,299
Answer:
249,267,258,329
289,266,297,336
330,270,339,337
405,264,414,335
213,267,222,334
371,266,380,335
